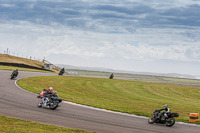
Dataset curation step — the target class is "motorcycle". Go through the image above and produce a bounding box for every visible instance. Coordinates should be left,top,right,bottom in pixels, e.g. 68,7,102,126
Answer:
37,94,62,110
148,110,179,127
58,70,64,76
109,73,114,79
10,72,18,79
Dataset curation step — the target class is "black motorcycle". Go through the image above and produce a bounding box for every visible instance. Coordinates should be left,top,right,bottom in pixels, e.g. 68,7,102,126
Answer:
37,95,62,110
58,70,64,76
10,72,18,79
148,110,179,127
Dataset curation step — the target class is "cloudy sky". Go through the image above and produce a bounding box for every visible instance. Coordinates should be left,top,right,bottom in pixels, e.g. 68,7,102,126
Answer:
0,0,200,76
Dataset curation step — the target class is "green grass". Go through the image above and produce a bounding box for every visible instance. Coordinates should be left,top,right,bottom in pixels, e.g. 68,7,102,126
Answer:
0,115,93,133
17,76,200,124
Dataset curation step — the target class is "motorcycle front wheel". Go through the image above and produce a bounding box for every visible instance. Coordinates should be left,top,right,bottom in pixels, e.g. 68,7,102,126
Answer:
10,75,14,79
37,102,42,107
148,115,155,124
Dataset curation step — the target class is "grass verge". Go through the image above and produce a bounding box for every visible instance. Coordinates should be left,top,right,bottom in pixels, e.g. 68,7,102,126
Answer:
17,76,200,124
0,114,93,133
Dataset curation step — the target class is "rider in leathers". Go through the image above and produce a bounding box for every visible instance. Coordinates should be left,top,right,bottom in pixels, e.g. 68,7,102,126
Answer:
43,91,57,106
157,105,170,120
12,69,18,77
40,87,57,106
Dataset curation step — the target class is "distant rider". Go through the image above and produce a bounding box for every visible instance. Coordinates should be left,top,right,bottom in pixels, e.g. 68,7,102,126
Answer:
156,105,170,119
109,73,114,79
12,69,18,77
60,68,65,75
61,68,65,72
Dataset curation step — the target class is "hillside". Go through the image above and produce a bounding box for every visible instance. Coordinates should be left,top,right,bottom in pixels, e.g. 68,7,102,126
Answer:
0,54,44,68
0,54,58,72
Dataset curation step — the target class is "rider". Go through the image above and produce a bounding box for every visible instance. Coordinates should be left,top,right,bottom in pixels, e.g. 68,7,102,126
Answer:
109,73,114,79
157,105,170,119
42,87,57,105
48,87,55,93
59,68,65,75
12,69,18,76
39,87,55,98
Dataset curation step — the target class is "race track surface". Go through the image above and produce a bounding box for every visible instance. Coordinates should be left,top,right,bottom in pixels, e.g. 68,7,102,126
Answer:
0,70,200,133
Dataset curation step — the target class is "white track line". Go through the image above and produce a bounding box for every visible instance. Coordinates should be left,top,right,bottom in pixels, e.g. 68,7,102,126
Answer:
15,78,200,127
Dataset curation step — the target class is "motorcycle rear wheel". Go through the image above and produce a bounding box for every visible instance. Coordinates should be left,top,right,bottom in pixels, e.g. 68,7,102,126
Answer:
49,101,58,110
166,118,175,127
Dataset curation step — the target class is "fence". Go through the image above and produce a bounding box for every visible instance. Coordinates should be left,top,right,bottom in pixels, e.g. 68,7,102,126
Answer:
1,48,64,72
1,48,43,62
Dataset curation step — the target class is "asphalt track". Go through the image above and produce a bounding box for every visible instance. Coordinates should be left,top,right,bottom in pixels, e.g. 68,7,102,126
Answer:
0,70,200,133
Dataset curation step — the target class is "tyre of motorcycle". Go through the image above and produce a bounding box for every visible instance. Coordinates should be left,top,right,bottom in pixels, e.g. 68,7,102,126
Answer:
10,74,15,79
148,115,155,124
37,94,41,98
11,73,17,79
58,71,63,75
37,102,42,107
49,101,59,110
165,118,175,127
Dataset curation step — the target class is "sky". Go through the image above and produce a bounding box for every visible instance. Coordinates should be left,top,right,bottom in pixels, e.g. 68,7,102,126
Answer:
0,0,200,76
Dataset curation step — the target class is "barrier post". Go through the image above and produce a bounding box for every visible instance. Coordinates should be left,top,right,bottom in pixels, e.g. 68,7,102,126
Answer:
189,113,199,122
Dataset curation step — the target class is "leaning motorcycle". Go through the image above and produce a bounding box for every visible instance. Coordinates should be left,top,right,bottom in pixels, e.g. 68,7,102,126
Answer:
148,110,179,127
10,72,18,79
37,96,62,110
58,70,64,76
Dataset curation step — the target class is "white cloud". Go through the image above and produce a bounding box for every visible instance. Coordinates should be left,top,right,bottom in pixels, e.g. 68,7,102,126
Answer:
0,3,15,8
1,0,200,75
1,20,200,63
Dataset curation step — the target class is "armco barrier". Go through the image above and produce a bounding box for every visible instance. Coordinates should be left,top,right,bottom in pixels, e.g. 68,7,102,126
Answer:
189,113,199,122
0,62,51,71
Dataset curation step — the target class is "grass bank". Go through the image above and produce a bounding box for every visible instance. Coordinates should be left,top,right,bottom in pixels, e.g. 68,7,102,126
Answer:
0,115,93,133
0,53,44,68
17,76,200,124
0,53,59,73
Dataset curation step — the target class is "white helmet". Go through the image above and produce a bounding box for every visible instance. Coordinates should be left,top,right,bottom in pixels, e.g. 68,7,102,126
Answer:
49,87,53,91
